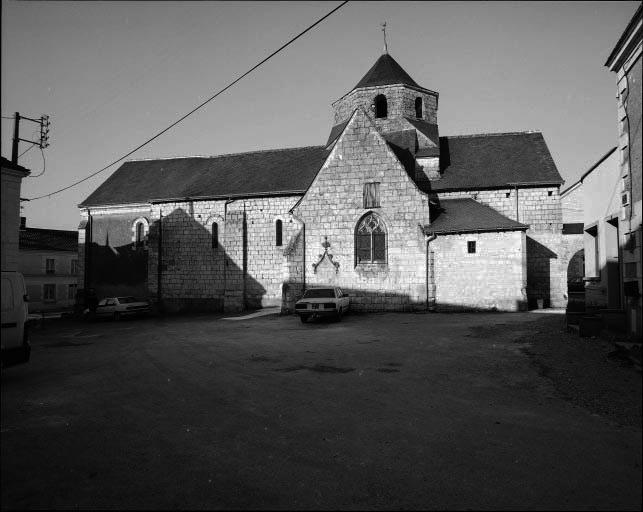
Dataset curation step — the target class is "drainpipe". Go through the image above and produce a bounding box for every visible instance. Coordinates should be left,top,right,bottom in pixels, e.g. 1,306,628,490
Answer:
157,208,163,314
84,209,92,293
223,198,236,297
289,212,306,293
425,231,437,311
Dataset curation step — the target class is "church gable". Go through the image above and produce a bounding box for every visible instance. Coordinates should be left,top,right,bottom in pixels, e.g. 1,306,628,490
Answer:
294,107,430,217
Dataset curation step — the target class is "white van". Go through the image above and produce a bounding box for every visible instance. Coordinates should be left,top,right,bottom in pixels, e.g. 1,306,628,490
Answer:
1,271,31,368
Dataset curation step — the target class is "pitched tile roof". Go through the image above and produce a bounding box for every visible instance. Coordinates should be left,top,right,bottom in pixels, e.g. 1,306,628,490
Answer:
81,131,562,207
19,228,78,252
325,120,350,147
426,198,528,234
404,117,439,147
353,53,420,90
80,146,331,207
431,132,563,191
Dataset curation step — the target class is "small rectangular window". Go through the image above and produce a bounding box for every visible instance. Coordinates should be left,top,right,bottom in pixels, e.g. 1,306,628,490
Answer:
44,284,56,302
467,241,476,254
363,182,380,209
46,259,55,274
68,284,77,300
71,260,79,275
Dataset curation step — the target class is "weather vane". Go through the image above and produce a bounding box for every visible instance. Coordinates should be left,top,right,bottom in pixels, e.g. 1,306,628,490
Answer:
381,22,388,54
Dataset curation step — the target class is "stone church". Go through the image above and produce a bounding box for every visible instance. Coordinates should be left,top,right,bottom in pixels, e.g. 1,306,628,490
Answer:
78,52,581,313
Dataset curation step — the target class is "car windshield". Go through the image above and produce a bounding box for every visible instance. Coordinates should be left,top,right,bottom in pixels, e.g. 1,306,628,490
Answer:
117,297,138,303
303,288,335,299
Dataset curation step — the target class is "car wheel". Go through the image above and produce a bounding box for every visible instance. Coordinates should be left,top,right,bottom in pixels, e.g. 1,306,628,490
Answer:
113,312,121,321
300,315,309,323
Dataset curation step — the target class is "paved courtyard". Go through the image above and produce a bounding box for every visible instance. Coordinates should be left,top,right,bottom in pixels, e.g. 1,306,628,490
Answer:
1,311,641,510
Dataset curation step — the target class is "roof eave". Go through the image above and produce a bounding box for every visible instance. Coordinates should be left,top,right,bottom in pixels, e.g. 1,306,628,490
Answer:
149,190,306,204
425,225,529,235
605,5,643,69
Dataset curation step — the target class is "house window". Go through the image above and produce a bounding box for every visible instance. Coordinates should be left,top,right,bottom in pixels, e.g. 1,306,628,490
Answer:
468,241,476,254
46,259,55,274
71,259,78,275
355,213,387,264
44,284,56,302
415,97,423,118
374,94,387,118
275,220,283,247
68,284,77,300
363,182,380,209
211,222,219,249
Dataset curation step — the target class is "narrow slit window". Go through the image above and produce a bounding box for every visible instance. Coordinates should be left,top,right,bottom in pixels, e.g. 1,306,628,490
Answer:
467,241,476,254
136,222,145,246
211,222,219,249
415,97,423,118
276,220,283,247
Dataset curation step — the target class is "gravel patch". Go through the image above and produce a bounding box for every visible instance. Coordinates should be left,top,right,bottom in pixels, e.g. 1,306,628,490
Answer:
518,314,642,429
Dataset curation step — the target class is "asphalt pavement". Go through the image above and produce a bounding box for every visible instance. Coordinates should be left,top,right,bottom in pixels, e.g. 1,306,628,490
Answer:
1,310,641,510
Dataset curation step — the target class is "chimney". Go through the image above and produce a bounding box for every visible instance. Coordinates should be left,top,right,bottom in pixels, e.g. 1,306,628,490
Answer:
20,216,26,230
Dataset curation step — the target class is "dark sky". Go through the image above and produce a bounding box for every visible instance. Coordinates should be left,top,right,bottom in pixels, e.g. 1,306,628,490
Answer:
1,1,639,230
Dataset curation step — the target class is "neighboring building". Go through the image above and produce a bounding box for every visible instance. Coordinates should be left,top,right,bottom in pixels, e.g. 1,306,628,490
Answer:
18,220,79,313
1,156,30,272
604,5,642,337
576,149,621,311
560,179,586,292
78,52,578,314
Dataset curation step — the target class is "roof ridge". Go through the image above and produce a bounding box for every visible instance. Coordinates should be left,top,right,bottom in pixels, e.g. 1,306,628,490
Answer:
23,227,77,234
125,145,327,163
444,130,541,139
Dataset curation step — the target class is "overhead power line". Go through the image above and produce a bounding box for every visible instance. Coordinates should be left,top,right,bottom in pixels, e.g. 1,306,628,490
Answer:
27,1,349,201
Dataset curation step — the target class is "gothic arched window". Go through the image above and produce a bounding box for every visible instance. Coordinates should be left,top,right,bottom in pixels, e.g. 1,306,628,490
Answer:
415,97,423,118
355,213,387,264
275,219,283,247
374,94,388,118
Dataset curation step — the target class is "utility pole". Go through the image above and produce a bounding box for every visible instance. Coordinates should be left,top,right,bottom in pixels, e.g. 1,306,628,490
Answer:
11,111,51,164
11,112,20,163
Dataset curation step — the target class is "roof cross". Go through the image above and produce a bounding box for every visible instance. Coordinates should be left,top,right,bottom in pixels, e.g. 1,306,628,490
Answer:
381,22,388,54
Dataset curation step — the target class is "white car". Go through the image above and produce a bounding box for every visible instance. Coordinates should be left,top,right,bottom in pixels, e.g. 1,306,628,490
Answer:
1,271,31,368
85,296,150,320
295,287,350,323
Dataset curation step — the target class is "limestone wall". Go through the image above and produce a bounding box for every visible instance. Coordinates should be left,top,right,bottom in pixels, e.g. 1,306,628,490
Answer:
432,231,526,311
294,109,432,312
333,85,438,125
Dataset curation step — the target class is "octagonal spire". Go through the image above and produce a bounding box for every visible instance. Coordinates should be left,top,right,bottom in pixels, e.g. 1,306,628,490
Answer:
352,53,420,91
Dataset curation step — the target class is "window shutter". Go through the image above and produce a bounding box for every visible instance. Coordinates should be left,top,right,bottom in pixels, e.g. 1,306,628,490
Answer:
363,183,380,208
